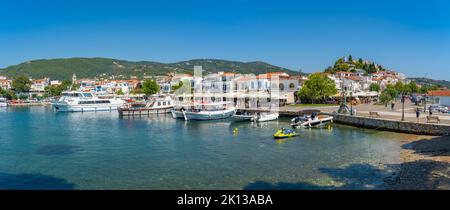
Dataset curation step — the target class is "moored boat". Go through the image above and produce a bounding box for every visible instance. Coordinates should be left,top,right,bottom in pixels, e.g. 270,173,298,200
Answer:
232,111,256,121
171,101,236,121
52,91,124,112
253,112,279,122
0,97,7,107
118,95,174,116
291,113,333,128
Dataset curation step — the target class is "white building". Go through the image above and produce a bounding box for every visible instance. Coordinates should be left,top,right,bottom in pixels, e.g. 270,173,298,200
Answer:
30,78,50,92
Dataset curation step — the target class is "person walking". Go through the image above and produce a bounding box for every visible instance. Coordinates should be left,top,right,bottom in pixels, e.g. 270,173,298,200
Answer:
416,108,420,122
391,102,395,111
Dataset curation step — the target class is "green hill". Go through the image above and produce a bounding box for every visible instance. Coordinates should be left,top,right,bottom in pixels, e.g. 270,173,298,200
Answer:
0,57,300,80
409,77,450,89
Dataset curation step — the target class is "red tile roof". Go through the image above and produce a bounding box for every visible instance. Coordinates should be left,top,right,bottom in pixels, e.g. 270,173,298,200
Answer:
428,89,450,96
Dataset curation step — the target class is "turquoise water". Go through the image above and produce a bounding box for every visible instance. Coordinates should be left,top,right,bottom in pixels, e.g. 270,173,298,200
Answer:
0,106,411,189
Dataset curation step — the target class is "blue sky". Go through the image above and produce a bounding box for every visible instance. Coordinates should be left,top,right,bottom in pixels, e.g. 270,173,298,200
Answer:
0,0,449,79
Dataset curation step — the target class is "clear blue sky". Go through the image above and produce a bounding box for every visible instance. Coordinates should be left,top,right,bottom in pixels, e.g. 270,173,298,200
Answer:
1,0,449,79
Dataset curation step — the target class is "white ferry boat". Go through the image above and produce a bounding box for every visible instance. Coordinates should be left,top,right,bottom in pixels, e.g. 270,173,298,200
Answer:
118,95,174,116
171,101,236,121
0,97,7,107
52,91,124,112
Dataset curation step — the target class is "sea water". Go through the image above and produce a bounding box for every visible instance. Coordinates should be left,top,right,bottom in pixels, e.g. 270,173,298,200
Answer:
0,106,418,189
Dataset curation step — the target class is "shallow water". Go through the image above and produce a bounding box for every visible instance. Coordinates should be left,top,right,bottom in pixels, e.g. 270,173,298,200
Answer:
0,106,419,189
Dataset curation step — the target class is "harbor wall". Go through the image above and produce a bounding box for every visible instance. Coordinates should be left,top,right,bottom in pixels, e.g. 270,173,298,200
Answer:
330,114,450,136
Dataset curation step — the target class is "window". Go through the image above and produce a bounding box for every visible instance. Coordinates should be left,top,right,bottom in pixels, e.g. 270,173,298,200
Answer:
78,100,111,104
82,93,93,97
279,83,285,91
289,83,295,89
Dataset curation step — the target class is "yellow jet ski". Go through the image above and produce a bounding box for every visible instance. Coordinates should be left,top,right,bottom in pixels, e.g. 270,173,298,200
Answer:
273,128,299,139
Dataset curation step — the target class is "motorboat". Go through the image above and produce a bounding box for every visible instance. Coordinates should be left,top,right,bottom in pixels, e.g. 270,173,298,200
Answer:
273,128,299,139
118,95,174,116
291,113,333,128
171,101,236,121
0,97,7,107
232,110,256,121
252,112,279,122
52,91,124,112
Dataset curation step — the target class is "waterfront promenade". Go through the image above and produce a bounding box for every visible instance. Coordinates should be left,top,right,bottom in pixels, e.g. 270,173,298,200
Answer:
281,101,450,125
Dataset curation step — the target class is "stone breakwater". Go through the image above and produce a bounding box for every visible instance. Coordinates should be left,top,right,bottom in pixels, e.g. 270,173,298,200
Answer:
330,114,450,136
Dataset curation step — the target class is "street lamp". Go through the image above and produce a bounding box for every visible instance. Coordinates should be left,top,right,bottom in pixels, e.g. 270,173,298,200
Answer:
401,93,405,121
350,91,353,116
423,94,427,113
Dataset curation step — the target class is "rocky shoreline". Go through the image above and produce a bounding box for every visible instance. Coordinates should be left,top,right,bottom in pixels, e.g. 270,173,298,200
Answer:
383,135,450,190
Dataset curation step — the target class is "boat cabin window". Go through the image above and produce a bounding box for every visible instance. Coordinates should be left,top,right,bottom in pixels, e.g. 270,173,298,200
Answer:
78,100,111,104
82,93,93,98
63,92,84,97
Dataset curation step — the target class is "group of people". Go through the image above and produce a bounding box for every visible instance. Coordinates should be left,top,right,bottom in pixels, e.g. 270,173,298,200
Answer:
415,107,434,122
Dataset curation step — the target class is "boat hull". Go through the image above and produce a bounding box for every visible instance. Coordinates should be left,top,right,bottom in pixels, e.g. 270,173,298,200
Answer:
296,116,333,128
118,107,173,116
231,114,255,121
179,107,236,121
171,110,185,119
255,113,279,122
52,103,123,112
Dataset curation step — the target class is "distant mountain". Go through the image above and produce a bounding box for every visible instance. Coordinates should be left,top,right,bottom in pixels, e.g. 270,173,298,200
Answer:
409,77,450,88
0,57,301,80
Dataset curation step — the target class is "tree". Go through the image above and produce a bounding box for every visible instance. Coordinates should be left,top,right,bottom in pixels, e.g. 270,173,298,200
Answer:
369,83,381,92
115,89,124,95
382,85,399,100
0,87,7,97
44,80,73,96
405,81,419,94
12,76,32,93
142,79,159,95
297,73,337,104
18,94,28,100
0,87,17,100
348,55,353,63
419,84,438,94
379,91,393,104
394,81,405,94
171,81,184,92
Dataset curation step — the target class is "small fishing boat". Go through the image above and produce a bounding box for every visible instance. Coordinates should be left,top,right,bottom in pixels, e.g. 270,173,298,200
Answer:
291,113,333,128
0,97,7,107
273,128,299,139
253,112,279,122
171,101,236,121
231,111,256,121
